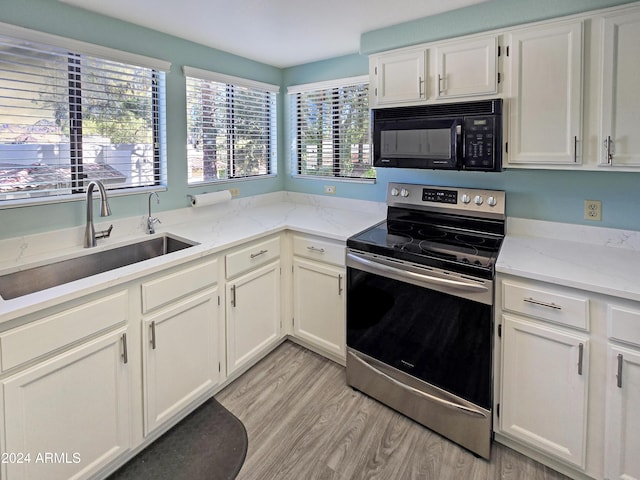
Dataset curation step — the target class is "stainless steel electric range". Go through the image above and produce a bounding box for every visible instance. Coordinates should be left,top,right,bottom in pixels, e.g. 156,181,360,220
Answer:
345,182,506,459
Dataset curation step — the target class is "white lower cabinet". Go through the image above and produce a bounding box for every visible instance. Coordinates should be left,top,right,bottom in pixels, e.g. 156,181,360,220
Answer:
142,288,220,435
292,257,345,362
500,314,589,468
604,303,640,480
2,327,131,480
226,260,281,376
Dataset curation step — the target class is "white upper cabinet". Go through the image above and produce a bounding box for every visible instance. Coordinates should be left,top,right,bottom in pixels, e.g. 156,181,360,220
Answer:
599,9,640,168
370,48,427,106
434,35,498,99
505,21,583,166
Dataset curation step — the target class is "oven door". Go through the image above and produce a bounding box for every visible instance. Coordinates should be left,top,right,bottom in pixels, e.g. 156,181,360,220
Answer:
346,250,493,409
346,250,494,458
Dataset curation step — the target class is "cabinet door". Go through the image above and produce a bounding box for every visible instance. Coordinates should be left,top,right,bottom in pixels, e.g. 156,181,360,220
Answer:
600,10,640,167
605,344,640,480
2,328,131,480
500,315,588,468
143,288,219,435
435,36,498,99
372,49,427,105
226,261,281,375
507,21,583,165
293,258,345,361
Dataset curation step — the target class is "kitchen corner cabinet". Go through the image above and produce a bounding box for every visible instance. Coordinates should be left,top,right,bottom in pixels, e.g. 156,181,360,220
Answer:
141,258,220,435
599,9,640,168
225,236,282,376
505,20,584,166
370,48,427,106
434,35,498,100
604,305,640,480
2,327,131,480
497,278,590,469
291,234,346,364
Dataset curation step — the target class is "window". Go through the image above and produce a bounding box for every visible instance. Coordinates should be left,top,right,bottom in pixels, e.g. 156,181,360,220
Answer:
290,76,373,179
185,67,278,184
0,26,169,202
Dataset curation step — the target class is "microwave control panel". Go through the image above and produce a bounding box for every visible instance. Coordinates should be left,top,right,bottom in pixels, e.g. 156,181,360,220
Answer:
463,116,496,169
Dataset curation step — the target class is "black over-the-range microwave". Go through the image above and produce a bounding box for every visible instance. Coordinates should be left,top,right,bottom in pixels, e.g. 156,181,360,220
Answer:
372,98,503,172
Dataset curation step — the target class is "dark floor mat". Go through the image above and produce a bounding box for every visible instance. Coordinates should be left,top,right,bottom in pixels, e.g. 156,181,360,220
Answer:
108,398,248,480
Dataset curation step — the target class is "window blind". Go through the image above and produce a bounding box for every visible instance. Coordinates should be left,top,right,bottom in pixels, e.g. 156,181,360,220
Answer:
0,30,166,201
289,76,373,179
185,69,277,184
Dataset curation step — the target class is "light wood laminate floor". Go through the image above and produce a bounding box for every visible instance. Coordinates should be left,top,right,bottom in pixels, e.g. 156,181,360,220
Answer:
216,341,568,480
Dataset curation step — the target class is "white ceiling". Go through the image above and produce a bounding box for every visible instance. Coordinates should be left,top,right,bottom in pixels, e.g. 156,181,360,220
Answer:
60,0,489,68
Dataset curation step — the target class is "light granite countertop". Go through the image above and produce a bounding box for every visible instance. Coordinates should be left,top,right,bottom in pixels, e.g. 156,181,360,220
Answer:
0,192,386,325
498,218,640,302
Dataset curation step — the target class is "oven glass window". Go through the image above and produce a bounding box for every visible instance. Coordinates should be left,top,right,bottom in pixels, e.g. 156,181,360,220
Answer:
347,267,492,409
380,129,451,159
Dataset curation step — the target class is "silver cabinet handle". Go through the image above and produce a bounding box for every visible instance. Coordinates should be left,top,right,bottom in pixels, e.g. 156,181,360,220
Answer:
338,274,343,295
616,353,623,388
523,297,562,310
419,76,424,97
574,136,578,163
306,246,325,253
250,249,268,259
605,136,614,164
121,333,128,364
231,284,237,307
578,343,584,375
150,321,157,350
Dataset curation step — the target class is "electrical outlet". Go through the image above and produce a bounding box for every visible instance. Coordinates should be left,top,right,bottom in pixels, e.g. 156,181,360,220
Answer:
229,188,240,197
584,200,602,221
324,185,336,195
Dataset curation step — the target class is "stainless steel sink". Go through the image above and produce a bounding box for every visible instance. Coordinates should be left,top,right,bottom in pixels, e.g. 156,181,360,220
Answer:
0,234,198,300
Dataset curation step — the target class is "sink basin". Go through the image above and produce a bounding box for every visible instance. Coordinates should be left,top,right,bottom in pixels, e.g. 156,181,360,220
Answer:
0,234,198,300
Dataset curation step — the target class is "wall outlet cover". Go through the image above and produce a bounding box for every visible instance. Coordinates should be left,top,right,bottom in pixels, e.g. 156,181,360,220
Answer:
584,200,602,221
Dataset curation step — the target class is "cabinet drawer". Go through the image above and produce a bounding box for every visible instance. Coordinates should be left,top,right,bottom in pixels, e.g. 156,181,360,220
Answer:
226,237,280,279
0,290,128,372
292,234,345,266
608,304,640,347
142,258,218,313
502,280,589,330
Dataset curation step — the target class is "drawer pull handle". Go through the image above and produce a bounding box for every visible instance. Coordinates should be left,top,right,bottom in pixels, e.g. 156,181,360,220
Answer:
338,274,343,295
617,353,623,388
577,343,584,376
307,246,325,253
150,321,157,350
250,249,268,259
121,333,128,364
231,284,237,307
523,297,562,310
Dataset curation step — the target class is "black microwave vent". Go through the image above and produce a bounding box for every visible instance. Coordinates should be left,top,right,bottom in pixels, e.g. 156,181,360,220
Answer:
373,98,502,120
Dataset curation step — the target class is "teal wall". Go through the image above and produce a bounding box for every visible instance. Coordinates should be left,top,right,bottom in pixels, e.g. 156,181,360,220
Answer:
1,0,639,238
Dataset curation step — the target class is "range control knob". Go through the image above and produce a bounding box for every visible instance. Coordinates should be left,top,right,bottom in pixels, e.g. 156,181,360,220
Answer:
390,187,399,196
474,195,484,206
461,194,471,204
400,188,410,198
487,196,498,207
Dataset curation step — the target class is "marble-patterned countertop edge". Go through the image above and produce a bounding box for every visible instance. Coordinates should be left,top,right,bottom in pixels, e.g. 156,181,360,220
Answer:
498,218,640,302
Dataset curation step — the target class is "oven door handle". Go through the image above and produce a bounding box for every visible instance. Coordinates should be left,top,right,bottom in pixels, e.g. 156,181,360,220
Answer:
349,351,487,418
347,252,489,293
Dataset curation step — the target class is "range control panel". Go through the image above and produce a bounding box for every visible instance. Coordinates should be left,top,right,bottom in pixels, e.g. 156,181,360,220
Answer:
387,183,505,218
